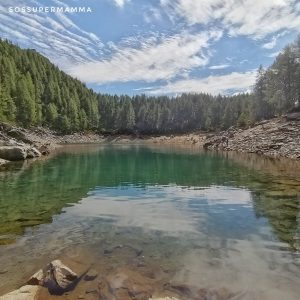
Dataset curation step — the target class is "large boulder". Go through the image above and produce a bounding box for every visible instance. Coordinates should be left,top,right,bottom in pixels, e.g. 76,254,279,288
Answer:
0,146,27,161
27,259,78,295
6,129,32,144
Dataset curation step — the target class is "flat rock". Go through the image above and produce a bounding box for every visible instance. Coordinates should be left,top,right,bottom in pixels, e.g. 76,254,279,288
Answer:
0,285,39,300
286,112,300,120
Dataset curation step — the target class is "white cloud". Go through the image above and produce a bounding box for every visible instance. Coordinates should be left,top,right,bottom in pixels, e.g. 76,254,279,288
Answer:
0,0,103,67
209,64,230,70
69,30,222,84
161,0,300,38
262,37,277,49
113,0,130,8
262,31,288,49
147,71,257,95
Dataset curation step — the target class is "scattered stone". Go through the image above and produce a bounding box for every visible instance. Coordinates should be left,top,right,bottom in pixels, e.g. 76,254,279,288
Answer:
26,147,41,159
85,288,98,294
0,159,8,166
84,269,98,281
0,146,27,161
0,269,8,275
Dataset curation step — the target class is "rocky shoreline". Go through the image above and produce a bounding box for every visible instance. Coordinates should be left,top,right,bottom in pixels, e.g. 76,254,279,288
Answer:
203,113,300,159
0,113,300,165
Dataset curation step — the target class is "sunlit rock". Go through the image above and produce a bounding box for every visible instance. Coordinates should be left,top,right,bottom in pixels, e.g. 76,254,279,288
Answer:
0,285,39,300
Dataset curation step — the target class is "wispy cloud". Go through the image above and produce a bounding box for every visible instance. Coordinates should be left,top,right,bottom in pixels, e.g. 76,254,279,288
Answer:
262,37,277,49
69,30,222,84
209,64,230,70
262,31,288,49
0,0,103,67
112,0,130,8
146,71,257,95
161,0,300,38
1,0,296,96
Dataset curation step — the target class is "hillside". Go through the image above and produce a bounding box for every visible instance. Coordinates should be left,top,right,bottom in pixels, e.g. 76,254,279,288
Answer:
0,40,99,132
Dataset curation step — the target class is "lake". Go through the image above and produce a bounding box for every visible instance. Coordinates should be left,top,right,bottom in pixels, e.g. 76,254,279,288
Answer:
0,144,299,299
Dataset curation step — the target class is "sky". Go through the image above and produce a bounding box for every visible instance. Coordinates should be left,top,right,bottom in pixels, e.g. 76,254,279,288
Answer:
0,0,300,96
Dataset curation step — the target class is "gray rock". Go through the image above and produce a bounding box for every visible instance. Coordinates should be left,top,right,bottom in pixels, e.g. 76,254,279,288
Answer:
7,129,32,144
0,159,9,166
38,143,51,155
26,147,42,159
0,146,27,161
84,269,98,281
286,112,300,120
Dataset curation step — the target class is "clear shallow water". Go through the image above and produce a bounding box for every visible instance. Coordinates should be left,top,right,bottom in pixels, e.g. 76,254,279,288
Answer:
0,144,300,299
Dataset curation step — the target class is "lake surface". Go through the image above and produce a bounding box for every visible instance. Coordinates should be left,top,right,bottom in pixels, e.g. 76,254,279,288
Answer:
0,144,300,299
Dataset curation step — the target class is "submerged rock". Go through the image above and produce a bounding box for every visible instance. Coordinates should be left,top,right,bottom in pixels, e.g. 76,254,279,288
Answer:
84,269,98,281
98,267,154,300
0,146,27,161
150,298,180,300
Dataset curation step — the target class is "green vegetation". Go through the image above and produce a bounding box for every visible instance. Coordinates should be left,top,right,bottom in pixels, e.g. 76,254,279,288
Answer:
0,40,99,132
1,36,300,134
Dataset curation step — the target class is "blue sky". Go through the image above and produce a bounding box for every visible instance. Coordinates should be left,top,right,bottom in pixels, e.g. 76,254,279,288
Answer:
0,0,300,96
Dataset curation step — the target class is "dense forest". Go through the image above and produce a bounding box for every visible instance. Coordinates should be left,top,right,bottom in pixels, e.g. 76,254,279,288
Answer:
0,37,299,134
